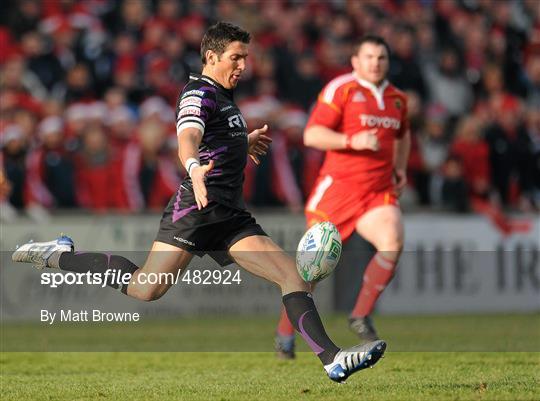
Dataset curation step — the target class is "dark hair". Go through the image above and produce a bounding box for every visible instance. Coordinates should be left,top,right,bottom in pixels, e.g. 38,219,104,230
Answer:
353,34,391,57
200,22,251,65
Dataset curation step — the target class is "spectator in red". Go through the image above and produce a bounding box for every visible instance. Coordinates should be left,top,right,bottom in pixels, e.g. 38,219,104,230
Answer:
121,119,178,211
450,116,490,200
143,56,177,104
104,105,137,211
75,124,114,212
139,19,167,56
154,0,181,32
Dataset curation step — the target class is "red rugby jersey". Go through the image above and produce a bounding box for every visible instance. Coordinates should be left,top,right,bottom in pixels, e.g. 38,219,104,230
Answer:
306,72,409,192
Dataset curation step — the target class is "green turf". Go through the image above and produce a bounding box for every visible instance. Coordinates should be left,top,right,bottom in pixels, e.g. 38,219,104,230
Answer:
1,314,539,400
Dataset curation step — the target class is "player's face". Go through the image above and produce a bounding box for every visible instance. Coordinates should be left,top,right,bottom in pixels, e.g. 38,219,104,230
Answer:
351,43,389,85
209,41,249,89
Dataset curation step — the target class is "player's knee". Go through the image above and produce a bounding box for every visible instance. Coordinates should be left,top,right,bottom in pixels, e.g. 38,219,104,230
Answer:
376,233,403,256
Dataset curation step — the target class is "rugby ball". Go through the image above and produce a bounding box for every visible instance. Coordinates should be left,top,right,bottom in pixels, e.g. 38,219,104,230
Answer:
296,221,342,282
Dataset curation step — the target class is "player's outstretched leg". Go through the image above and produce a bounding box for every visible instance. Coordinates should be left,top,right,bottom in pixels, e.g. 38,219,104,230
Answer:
12,235,192,301
324,340,386,383
274,281,316,359
229,235,387,382
12,235,74,268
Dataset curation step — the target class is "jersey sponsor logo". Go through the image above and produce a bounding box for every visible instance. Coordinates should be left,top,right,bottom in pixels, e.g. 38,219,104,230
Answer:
227,114,247,128
182,89,205,98
360,114,401,129
180,96,202,108
179,106,201,117
229,131,247,138
352,91,366,102
173,236,195,247
220,105,233,112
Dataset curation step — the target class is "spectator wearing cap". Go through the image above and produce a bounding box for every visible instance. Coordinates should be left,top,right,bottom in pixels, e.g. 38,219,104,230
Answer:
106,105,136,151
139,96,175,137
65,102,89,139
25,116,77,209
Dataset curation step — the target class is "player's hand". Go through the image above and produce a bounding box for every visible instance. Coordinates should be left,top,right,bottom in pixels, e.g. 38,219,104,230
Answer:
248,124,272,165
191,160,214,209
349,128,379,151
394,168,407,196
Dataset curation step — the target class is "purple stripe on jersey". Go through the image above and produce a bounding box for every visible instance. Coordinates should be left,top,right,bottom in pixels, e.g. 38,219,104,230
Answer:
298,311,324,355
201,98,216,109
207,169,222,177
199,85,217,93
199,146,227,159
172,187,197,223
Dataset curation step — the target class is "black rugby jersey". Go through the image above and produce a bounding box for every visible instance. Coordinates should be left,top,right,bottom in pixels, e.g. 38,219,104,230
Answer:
176,73,249,209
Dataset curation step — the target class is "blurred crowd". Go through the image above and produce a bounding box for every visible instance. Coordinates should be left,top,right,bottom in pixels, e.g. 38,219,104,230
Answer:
0,0,539,224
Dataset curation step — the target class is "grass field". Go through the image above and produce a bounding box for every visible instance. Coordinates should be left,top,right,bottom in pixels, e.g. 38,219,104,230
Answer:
2,314,539,400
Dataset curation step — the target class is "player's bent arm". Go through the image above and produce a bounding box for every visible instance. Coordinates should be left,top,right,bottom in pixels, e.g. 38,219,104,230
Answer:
178,127,213,209
393,130,411,172
304,125,348,150
304,125,379,151
178,127,203,169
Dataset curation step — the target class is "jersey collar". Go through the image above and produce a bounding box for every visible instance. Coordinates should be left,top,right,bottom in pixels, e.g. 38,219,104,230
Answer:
190,73,233,98
353,73,388,110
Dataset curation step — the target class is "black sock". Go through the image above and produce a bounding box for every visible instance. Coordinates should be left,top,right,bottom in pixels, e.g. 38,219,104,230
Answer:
59,252,139,294
282,291,340,365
